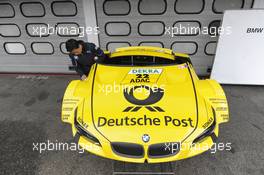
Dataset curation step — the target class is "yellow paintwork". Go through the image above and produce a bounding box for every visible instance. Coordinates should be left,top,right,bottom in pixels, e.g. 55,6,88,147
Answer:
61,46,229,163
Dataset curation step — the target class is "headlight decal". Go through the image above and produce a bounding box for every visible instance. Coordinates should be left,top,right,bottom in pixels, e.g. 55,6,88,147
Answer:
74,108,101,146
192,108,217,144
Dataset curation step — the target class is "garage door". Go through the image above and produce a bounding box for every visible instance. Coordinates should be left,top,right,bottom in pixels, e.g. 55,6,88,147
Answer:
95,0,255,75
0,0,257,75
0,0,86,73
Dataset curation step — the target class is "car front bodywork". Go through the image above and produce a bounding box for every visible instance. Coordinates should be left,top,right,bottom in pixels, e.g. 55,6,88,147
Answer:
61,46,229,163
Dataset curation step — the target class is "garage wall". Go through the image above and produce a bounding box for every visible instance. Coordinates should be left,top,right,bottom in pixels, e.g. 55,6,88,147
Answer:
253,0,264,8
95,0,255,75
0,0,87,73
0,0,259,75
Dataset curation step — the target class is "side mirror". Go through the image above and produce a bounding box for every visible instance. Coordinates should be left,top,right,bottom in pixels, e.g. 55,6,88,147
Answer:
173,52,192,65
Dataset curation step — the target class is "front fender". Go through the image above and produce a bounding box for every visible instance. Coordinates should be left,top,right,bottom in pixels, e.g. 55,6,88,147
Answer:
196,79,229,124
61,80,85,136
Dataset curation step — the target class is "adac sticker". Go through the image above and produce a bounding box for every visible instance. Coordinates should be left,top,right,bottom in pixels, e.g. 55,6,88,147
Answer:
128,68,163,74
122,68,162,84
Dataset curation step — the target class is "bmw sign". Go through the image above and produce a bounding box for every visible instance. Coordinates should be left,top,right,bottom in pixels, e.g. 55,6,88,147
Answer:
142,134,150,143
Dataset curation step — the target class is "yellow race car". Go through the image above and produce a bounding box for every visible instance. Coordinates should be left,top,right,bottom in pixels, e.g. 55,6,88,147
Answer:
61,46,229,163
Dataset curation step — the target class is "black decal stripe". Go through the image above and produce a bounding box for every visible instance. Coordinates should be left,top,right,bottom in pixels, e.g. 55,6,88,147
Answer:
91,64,110,142
131,106,141,112
123,106,133,112
153,106,165,112
124,86,164,105
82,98,85,121
182,64,199,143
210,133,218,143
145,106,156,112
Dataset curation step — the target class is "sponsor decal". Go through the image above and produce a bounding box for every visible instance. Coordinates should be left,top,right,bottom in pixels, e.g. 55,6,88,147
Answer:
62,107,74,111
123,85,164,112
62,114,70,121
221,114,229,120
77,117,88,129
202,117,213,129
246,27,264,34
128,68,162,74
209,98,227,104
142,134,150,143
216,107,228,111
130,74,150,83
123,68,162,84
97,115,194,128
97,85,194,128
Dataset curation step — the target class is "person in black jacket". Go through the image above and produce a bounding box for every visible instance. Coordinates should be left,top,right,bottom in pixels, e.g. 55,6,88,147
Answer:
65,39,105,80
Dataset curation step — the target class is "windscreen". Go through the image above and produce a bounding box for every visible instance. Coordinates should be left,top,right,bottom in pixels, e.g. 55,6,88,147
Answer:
101,55,187,66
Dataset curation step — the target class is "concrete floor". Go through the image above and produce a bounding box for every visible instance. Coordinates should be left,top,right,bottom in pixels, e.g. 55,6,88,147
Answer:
0,75,263,175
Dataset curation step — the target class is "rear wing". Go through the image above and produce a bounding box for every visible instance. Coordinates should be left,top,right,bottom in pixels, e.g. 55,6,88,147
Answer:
104,46,191,64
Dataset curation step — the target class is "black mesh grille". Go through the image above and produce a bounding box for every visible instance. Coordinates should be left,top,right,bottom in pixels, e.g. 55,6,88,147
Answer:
111,142,144,158
148,142,180,158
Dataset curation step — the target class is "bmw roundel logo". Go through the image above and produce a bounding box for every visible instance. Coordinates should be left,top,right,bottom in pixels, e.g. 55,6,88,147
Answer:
142,134,150,143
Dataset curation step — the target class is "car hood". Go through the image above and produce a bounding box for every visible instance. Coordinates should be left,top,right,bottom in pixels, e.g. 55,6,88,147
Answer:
90,64,198,144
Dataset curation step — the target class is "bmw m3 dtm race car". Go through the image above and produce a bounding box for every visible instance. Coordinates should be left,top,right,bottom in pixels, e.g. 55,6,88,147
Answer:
61,46,229,163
